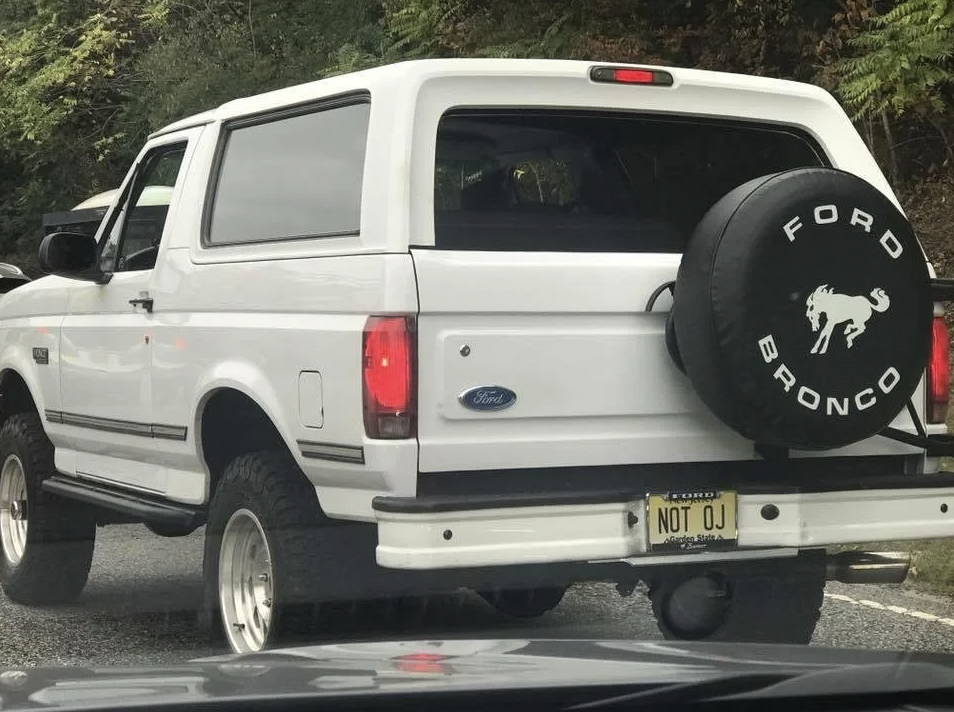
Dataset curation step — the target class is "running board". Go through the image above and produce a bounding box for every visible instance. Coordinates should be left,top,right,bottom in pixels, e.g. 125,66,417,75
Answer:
826,550,910,584
42,475,206,529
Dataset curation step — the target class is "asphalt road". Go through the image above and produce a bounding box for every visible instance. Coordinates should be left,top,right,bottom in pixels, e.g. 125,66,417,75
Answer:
2,524,954,668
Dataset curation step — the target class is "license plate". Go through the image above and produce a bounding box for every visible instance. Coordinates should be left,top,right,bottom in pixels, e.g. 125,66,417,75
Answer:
646,490,738,553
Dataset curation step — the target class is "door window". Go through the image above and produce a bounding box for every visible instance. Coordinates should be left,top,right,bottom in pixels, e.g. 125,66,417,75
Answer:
99,144,187,272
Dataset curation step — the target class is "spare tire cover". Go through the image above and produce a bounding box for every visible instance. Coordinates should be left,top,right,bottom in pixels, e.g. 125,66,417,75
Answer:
671,167,933,450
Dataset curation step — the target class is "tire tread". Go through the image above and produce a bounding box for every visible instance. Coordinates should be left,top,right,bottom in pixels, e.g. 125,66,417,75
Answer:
0,412,95,605
202,449,328,649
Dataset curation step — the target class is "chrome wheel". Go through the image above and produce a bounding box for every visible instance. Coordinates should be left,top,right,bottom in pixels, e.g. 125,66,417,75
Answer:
0,455,28,565
219,508,274,653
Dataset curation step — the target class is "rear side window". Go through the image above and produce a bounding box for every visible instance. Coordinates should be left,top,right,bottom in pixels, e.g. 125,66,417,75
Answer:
206,100,370,246
431,110,826,253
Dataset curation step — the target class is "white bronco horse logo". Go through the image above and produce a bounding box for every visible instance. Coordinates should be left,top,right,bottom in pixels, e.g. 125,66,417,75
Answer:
805,284,890,355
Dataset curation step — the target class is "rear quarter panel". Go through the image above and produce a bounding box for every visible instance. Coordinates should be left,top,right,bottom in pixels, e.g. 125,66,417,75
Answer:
151,90,422,515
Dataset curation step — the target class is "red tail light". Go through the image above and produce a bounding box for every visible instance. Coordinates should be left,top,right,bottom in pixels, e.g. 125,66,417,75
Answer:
363,316,416,439
928,316,950,424
589,65,674,86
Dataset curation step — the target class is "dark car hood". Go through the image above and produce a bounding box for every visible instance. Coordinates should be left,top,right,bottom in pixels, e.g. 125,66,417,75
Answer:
2,639,954,709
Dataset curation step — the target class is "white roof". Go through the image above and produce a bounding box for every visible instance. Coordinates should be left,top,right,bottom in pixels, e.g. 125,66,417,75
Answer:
149,58,835,138
72,185,175,210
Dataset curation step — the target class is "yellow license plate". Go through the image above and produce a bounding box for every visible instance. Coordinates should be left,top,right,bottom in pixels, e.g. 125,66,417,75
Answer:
646,491,738,553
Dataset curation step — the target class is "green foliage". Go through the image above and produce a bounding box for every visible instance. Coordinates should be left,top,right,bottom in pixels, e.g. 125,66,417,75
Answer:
473,12,573,59
132,0,385,125
0,0,953,267
0,0,169,263
834,0,954,118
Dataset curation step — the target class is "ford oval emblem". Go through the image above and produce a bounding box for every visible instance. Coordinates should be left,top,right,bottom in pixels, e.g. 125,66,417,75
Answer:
458,386,517,412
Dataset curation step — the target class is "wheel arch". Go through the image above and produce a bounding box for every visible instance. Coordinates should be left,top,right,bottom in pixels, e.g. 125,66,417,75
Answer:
193,371,305,505
0,367,42,425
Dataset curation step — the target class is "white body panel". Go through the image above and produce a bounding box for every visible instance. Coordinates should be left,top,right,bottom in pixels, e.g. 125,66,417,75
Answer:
413,250,754,473
58,270,158,491
0,58,946,574
148,249,419,509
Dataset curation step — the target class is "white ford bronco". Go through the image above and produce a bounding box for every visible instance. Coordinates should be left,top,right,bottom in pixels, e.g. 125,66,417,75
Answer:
2,58,954,654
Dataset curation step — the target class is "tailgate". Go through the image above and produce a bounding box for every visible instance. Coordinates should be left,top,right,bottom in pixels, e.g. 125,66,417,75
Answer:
412,249,753,473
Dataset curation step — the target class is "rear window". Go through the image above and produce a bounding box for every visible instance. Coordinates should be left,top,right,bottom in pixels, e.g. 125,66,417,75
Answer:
431,110,826,253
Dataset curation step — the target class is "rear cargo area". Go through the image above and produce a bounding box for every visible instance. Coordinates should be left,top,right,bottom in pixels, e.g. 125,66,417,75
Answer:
410,107,926,473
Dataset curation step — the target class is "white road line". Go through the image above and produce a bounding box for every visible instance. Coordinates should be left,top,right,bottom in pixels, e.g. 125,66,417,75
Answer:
824,591,954,627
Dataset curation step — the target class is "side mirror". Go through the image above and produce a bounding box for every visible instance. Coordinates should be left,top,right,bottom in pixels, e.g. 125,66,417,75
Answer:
37,232,110,284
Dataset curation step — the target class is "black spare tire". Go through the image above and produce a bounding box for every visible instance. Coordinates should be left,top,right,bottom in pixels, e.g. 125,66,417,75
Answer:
671,167,933,450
